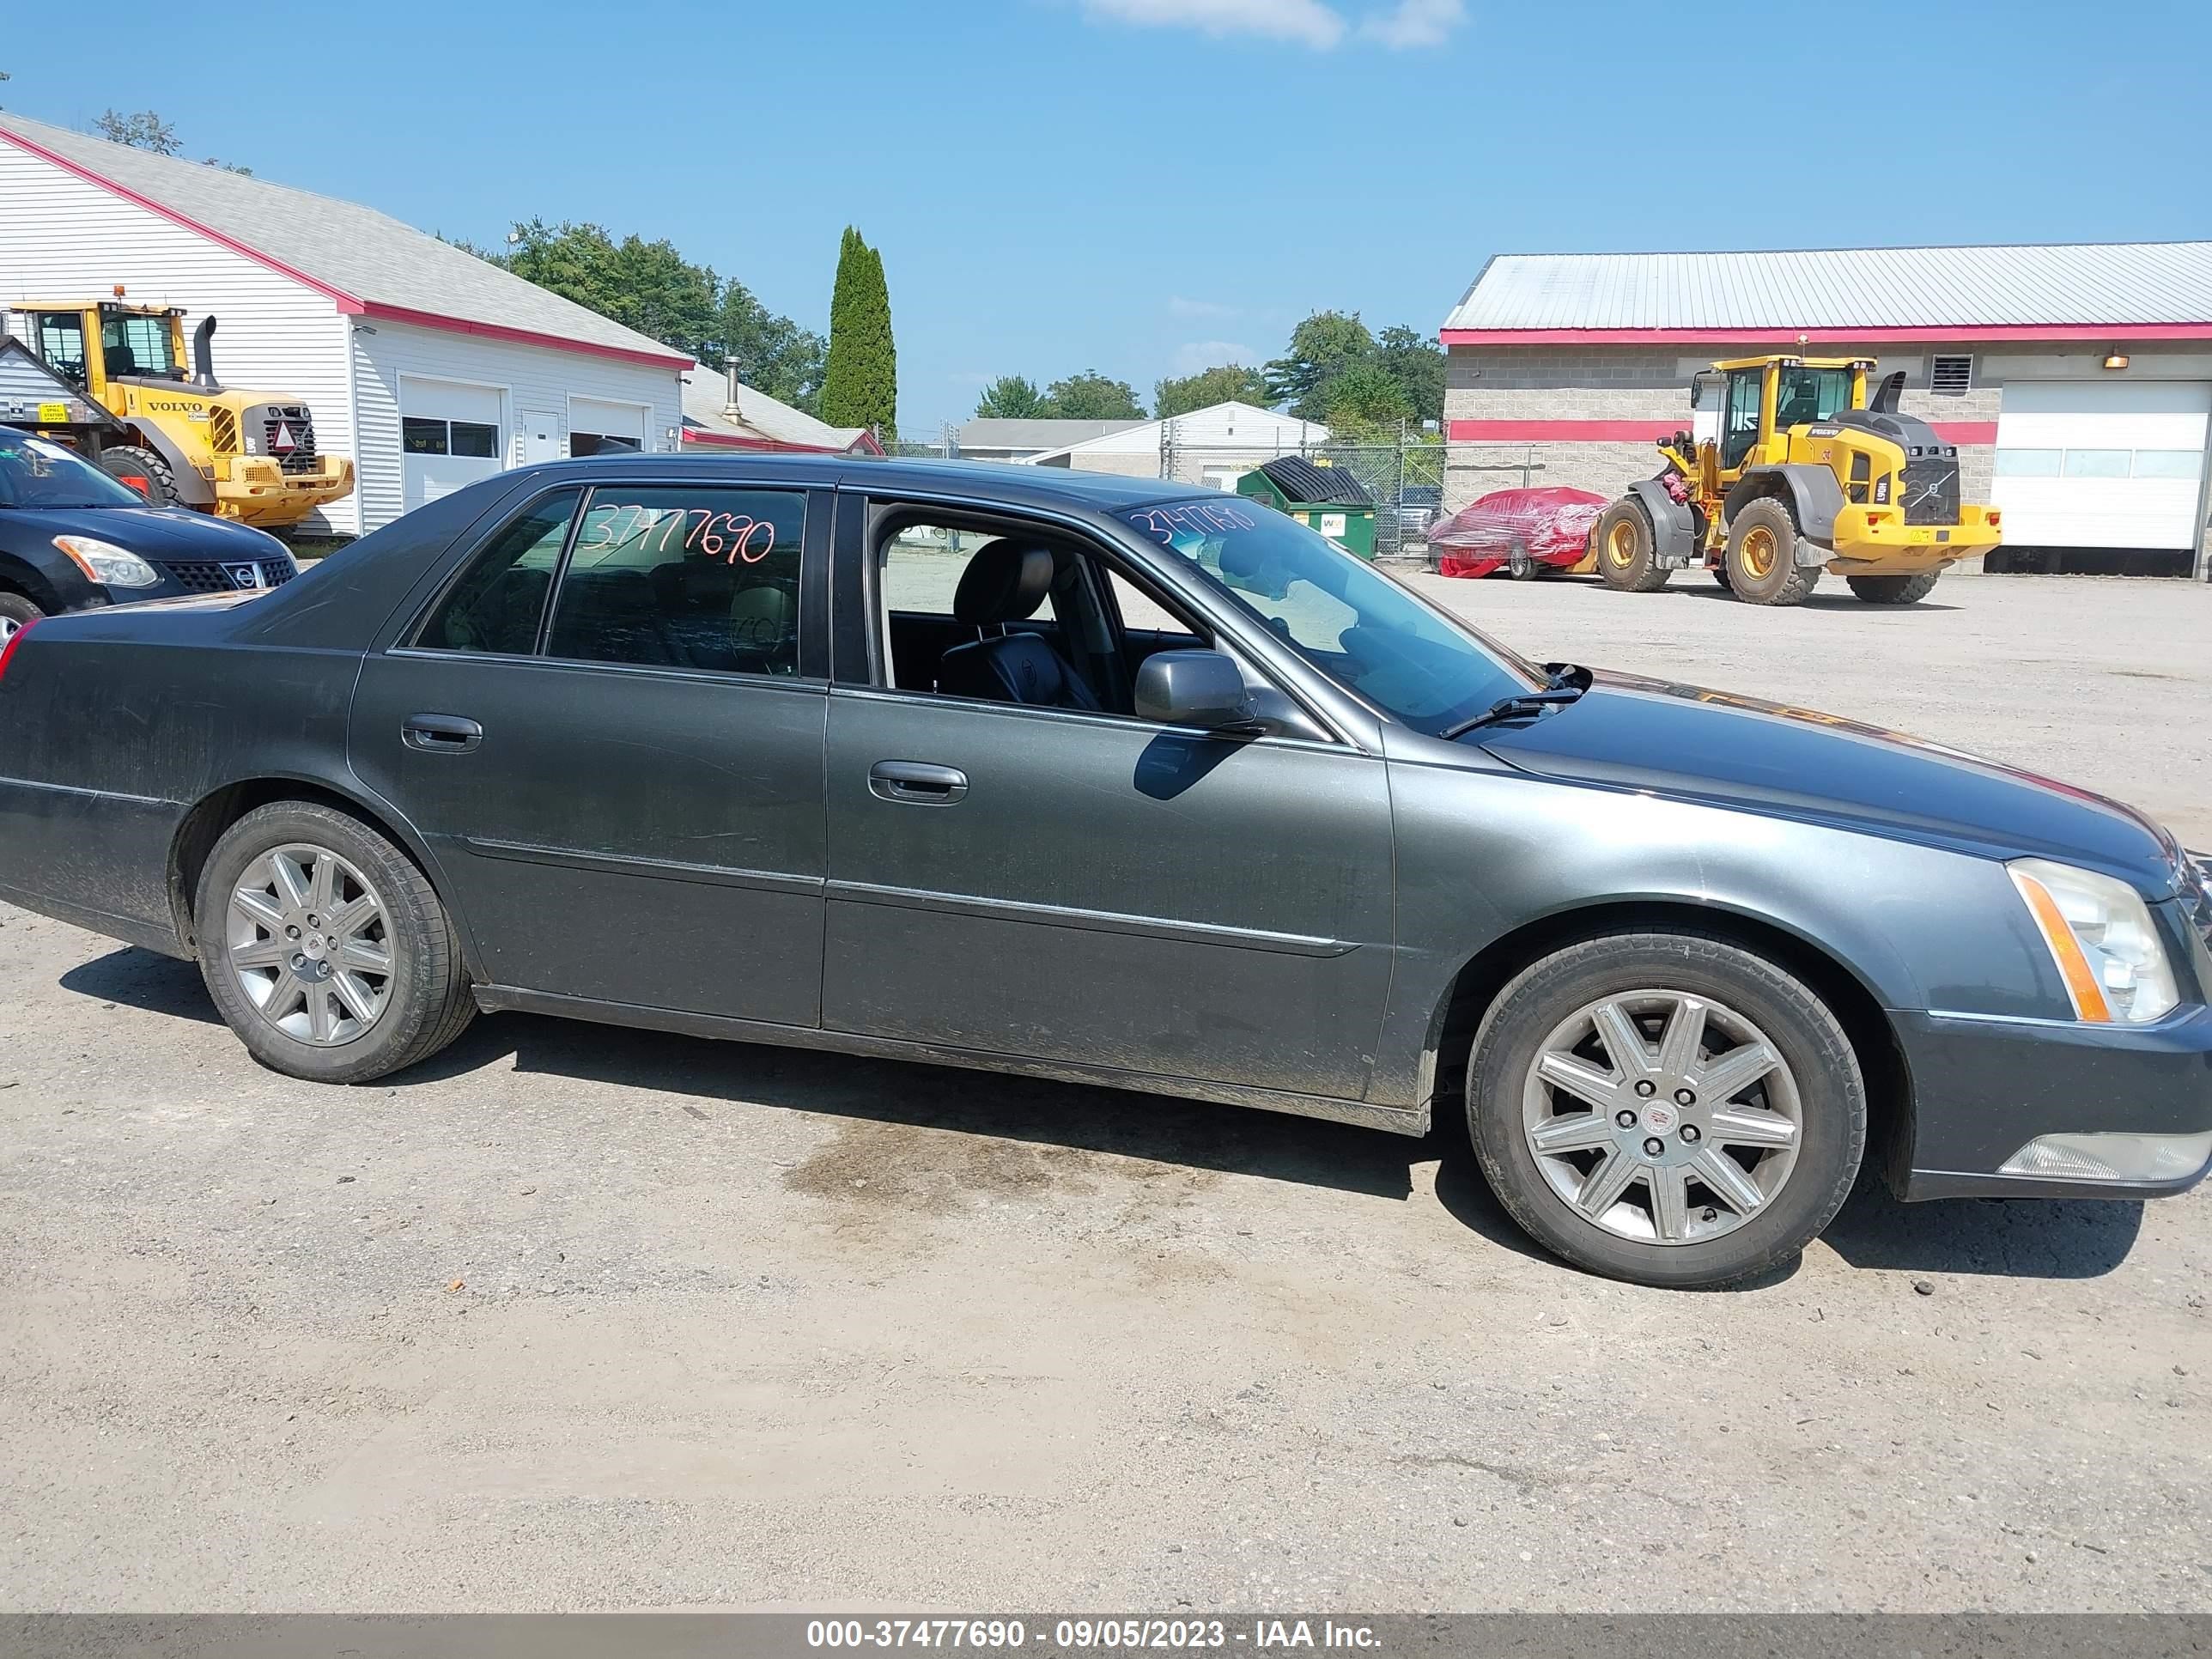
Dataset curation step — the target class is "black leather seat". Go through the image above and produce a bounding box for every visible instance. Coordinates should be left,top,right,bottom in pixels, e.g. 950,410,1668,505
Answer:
936,541,1099,710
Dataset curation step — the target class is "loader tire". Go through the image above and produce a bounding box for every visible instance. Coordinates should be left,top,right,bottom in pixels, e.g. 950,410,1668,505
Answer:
98,445,180,507
1594,501,1669,592
1724,498,1822,606
1847,571,1942,605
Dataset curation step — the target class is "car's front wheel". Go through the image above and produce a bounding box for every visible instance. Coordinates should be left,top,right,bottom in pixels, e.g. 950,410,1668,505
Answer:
1468,932,1865,1288
195,802,475,1084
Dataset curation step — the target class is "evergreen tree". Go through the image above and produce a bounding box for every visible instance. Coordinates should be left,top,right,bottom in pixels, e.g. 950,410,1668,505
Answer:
823,227,898,440
975,376,1048,420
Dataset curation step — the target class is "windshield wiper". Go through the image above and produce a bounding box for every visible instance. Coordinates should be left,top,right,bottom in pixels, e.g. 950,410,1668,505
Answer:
1438,661,1591,741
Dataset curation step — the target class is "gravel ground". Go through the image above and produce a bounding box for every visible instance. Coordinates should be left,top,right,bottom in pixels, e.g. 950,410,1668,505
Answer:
1,572,2208,1613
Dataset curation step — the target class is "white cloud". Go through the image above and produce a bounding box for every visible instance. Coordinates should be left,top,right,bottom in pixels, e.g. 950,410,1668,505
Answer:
1359,0,1466,47
1080,0,1347,50
1172,340,1261,374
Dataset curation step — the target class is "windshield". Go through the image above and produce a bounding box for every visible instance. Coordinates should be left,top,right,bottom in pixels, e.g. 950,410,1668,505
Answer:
1120,499,1540,734
0,434,149,509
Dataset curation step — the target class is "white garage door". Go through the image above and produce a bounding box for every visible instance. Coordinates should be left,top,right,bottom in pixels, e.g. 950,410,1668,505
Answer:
1992,381,2211,550
401,378,506,513
570,397,648,457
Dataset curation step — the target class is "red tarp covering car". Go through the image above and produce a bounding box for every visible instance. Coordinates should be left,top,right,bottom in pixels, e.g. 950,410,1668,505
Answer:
1431,487,1608,579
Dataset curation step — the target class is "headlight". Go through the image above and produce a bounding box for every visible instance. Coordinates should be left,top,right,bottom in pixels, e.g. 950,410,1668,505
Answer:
52,535,161,590
2009,857,2179,1024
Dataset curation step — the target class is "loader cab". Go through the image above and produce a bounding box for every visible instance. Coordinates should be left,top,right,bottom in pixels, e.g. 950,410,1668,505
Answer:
1713,356,1872,473
18,304,187,398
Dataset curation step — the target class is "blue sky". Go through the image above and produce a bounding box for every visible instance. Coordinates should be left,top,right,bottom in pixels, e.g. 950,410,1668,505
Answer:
7,0,2208,434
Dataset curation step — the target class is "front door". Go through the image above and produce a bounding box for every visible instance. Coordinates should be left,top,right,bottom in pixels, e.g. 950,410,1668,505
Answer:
349,478,831,1027
819,501,1395,1101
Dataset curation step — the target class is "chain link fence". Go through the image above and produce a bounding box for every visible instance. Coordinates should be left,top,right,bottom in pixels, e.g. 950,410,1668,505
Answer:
884,428,1566,563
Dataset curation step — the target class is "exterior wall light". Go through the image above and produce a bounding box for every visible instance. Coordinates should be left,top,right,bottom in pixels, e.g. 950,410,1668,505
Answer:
2102,352,2130,370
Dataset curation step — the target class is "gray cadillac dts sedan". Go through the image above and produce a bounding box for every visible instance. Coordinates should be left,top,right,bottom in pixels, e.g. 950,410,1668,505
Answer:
2,455,2207,1286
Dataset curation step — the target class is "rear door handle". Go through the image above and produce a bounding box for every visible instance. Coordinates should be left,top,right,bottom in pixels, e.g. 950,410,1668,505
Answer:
868,760,968,805
403,714,483,753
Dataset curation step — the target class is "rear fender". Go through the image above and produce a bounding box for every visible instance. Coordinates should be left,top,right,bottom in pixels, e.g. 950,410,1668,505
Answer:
1727,465,1844,561
121,422,216,506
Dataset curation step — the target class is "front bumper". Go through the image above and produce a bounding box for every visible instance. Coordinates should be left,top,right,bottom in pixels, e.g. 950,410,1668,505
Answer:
213,455,354,526
1895,1000,2212,1200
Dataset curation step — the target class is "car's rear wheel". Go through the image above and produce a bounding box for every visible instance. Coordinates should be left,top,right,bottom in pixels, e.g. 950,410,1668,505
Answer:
1847,570,1942,605
0,591,43,644
1467,932,1865,1288
1507,542,1537,580
1723,498,1825,606
195,802,474,1084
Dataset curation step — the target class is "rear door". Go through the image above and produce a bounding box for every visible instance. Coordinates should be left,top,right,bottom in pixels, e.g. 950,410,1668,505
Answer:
349,477,832,1026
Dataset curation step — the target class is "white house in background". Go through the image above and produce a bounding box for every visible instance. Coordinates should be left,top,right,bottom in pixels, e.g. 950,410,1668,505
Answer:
1022,402,1332,491
956,417,1148,464
679,362,882,455
0,111,690,537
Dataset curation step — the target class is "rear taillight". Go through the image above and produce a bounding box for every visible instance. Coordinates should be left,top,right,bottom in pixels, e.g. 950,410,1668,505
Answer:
0,617,38,687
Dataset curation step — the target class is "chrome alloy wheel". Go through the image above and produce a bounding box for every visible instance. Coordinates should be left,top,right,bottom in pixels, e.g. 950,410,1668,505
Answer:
1521,990,1802,1246
226,843,394,1046
0,614,22,646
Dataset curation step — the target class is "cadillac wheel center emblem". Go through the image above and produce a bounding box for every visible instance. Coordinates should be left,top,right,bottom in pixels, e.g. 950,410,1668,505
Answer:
226,563,264,592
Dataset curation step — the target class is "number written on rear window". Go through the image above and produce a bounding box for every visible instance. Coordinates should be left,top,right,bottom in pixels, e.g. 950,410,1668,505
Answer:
547,487,805,677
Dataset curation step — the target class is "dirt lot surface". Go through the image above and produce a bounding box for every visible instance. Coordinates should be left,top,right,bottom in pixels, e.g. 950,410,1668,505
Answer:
2,572,2208,1613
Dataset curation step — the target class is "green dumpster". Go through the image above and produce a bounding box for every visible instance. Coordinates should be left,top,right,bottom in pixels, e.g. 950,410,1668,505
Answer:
1236,456,1377,560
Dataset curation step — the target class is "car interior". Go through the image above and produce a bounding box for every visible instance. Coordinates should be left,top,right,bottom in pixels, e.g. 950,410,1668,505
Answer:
875,515,1206,719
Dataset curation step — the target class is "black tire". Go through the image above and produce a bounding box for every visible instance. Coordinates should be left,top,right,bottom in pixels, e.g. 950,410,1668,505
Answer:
1723,497,1822,606
194,801,475,1084
97,444,180,506
1592,500,1670,592
1507,542,1537,580
1711,564,1733,592
0,590,43,643
1847,570,1942,605
1467,932,1866,1289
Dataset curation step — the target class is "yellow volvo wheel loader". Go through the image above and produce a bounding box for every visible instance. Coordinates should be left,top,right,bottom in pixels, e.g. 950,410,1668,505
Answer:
0,298,352,530
1591,356,2002,606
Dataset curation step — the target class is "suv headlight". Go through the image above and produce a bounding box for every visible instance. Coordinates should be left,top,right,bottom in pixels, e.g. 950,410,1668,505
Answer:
52,535,161,590
2009,858,2179,1024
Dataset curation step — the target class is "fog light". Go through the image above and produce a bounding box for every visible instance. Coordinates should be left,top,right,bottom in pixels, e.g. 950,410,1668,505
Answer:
1998,1130,2212,1183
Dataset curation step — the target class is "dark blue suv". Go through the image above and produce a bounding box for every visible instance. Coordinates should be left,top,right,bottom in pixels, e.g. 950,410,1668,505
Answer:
0,428,298,643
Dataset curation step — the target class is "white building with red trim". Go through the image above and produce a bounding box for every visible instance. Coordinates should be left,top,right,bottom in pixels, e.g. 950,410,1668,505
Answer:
0,112,703,537
1440,245,2212,577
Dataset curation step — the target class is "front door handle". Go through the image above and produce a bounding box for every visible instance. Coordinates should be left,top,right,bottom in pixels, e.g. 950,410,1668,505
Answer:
403,713,483,753
868,760,968,805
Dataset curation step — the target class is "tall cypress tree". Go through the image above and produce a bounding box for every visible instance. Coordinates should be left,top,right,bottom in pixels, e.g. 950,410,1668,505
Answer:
822,226,897,440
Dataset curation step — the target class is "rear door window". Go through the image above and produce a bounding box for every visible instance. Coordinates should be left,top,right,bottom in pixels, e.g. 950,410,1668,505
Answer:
546,486,806,677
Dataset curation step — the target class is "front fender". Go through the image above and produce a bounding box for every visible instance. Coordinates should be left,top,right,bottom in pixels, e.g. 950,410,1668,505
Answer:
1368,746,2072,1109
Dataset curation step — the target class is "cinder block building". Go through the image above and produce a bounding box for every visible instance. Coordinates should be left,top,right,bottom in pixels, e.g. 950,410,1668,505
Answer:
1440,244,2212,577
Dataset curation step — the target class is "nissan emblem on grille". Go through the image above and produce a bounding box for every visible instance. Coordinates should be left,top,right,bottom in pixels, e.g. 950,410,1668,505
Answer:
225,563,264,592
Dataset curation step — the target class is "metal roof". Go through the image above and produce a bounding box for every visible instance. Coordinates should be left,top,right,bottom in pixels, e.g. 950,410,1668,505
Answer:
957,418,1146,451
679,364,872,452
1442,243,2212,337
0,112,690,367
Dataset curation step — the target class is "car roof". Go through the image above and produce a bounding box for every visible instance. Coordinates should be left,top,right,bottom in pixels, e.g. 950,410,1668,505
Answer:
538,451,1202,512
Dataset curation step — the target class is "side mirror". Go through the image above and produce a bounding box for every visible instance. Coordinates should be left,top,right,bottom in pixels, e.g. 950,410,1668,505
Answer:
1134,649,1259,734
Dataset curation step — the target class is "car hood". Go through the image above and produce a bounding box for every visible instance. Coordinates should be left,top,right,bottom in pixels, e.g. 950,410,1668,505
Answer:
3,504,282,558
1476,670,2185,896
